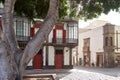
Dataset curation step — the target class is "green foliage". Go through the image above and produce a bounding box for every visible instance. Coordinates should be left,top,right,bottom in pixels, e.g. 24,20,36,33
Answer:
1,0,120,20
69,1,78,18
59,0,68,19
34,0,49,19
74,0,120,20
0,0,68,20
14,0,35,19
14,0,68,20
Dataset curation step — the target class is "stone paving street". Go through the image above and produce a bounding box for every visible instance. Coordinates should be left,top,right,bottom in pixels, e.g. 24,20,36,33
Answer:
74,66,120,77
61,66,120,80
25,66,120,80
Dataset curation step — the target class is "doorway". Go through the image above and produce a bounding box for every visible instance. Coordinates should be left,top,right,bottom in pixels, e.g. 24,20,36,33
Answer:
33,50,43,69
97,53,103,67
55,50,63,69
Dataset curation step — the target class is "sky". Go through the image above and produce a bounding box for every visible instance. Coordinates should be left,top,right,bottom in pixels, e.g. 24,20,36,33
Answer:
79,11,120,28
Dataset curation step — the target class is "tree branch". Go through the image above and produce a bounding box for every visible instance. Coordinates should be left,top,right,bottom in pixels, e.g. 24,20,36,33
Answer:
2,0,19,54
21,0,59,68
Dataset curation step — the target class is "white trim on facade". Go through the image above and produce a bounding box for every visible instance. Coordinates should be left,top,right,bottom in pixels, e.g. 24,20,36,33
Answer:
48,46,55,65
64,47,70,65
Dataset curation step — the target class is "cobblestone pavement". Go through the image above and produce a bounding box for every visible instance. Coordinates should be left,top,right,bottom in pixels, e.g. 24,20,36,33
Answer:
25,66,120,80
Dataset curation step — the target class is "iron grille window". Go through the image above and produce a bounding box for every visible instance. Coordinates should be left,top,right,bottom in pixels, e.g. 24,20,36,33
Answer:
15,18,31,41
16,20,24,36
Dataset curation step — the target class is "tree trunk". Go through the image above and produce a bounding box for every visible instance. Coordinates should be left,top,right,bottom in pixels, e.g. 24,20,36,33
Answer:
0,38,16,80
1,0,59,80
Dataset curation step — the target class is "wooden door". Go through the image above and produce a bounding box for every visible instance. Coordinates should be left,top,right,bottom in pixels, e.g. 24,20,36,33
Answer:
33,50,43,69
55,50,63,69
97,54,103,67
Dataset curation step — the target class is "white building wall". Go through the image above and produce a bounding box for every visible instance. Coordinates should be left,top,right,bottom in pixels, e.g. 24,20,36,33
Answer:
63,23,67,31
64,47,70,65
78,26,104,65
48,46,55,65
114,26,120,52
72,48,77,65
27,60,33,66
90,27,104,64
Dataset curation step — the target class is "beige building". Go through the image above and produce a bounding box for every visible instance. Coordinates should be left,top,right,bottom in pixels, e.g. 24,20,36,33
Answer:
78,20,120,67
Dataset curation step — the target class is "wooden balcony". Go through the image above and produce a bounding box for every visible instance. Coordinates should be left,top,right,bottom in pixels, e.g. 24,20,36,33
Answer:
44,38,78,48
18,41,28,50
16,36,30,49
16,36,30,41
17,37,78,49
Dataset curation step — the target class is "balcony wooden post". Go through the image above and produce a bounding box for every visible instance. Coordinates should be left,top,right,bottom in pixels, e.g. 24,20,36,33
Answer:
46,40,48,66
70,47,72,65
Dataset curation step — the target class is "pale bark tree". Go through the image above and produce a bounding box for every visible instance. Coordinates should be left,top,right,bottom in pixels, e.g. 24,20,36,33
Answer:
0,0,59,80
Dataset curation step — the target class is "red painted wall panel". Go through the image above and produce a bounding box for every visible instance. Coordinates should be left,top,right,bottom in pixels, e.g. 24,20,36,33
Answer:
33,54,43,69
30,28,34,37
55,25,64,30
53,25,66,43
33,22,41,28
53,29,56,43
63,30,66,43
